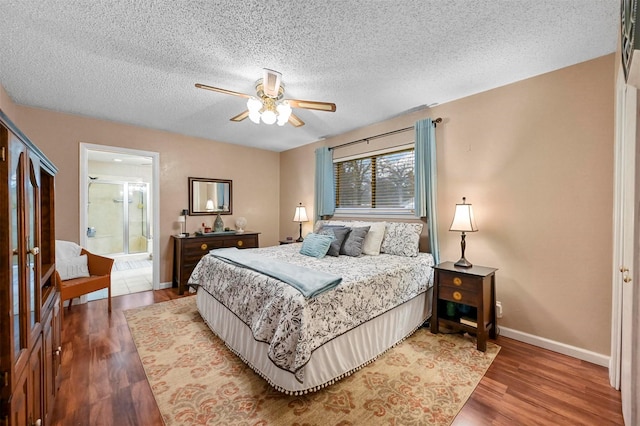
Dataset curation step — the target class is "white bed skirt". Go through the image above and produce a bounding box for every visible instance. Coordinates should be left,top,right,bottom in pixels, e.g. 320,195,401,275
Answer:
196,288,433,394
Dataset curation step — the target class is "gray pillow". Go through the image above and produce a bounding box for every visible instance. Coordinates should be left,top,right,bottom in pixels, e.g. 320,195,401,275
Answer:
318,226,351,256
340,226,370,257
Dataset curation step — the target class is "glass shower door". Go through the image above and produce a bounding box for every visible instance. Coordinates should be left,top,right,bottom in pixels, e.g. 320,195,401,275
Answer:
87,182,124,255
127,183,148,254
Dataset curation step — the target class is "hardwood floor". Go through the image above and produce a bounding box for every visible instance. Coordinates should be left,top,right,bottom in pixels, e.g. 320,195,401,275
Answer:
51,289,623,426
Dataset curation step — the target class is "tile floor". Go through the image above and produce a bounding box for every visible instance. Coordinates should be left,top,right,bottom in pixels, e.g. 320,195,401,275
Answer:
86,256,153,301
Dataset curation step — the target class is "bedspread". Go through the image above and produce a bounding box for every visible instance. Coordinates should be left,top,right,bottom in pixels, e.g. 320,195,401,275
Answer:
188,243,434,382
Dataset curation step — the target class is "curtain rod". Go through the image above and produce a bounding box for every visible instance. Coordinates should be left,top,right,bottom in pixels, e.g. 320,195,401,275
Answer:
329,117,442,151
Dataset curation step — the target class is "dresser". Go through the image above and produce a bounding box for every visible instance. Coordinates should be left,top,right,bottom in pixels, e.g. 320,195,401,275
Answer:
0,110,61,425
172,232,260,294
430,261,497,351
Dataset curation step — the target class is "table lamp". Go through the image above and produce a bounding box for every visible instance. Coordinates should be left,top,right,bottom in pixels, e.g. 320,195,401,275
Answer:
449,197,478,267
293,202,309,242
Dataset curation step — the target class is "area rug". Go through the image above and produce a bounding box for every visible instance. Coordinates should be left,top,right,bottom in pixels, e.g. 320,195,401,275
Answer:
124,296,500,426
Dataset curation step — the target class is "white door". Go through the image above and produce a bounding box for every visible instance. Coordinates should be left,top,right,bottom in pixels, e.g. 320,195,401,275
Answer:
612,67,639,425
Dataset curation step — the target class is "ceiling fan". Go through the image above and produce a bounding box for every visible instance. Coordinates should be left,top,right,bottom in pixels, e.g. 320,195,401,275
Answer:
196,69,336,127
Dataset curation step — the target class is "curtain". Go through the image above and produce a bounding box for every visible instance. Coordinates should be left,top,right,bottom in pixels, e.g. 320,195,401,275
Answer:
314,147,335,220
414,118,440,263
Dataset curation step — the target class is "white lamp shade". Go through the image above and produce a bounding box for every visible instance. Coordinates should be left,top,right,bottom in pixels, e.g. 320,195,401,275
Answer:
205,199,214,211
177,216,186,223
261,110,277,125
293,205,309,222
449,202,478,232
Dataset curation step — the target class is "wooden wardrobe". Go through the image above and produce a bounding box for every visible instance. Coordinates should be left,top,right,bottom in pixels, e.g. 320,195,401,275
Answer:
0,110,60,426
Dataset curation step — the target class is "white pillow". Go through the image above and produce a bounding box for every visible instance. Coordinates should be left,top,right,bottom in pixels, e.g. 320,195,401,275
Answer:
57,254,90,281
55,240,82,260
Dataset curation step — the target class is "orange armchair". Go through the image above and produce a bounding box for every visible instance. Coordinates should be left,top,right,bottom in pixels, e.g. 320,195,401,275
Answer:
55,248,114,320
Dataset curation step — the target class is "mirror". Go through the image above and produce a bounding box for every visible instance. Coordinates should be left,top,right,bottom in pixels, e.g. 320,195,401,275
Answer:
188,177,232,216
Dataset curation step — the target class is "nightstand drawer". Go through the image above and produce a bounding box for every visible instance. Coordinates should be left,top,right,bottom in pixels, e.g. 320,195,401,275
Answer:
438,285,480,306
439,273,482,290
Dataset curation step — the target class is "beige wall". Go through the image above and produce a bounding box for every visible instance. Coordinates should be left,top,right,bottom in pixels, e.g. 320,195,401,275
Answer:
1,102,280,284
280,54,615,356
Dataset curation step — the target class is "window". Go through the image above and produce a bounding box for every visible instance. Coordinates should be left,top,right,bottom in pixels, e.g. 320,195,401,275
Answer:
334,147,414,213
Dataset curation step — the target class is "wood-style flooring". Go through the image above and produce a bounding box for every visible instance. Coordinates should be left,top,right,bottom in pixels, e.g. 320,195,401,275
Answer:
50,289,623,425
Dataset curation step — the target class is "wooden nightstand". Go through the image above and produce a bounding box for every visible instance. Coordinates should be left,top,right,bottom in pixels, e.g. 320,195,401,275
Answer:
430,261,498,351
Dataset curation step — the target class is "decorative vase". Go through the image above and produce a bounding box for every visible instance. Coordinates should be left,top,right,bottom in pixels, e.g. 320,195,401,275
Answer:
235,216,247,233
214,213,224,232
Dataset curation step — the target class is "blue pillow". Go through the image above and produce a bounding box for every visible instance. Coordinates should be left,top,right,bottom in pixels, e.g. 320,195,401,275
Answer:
299,233,334,258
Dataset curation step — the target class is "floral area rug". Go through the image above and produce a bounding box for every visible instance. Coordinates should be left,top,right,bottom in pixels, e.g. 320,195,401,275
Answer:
124,296,500,426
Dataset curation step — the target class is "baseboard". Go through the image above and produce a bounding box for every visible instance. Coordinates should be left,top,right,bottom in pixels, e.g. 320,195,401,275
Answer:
157,281,173,290
498,326,609,367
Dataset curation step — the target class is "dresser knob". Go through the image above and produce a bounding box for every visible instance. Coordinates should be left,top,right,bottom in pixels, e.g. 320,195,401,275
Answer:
237,240,243,247
453,291,462,301
453,277,462,286
200,243,208,250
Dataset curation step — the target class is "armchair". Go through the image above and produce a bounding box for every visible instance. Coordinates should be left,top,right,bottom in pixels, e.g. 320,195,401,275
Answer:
55,245,114,321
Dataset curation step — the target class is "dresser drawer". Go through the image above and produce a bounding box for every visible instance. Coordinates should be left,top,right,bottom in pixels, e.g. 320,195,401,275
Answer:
438,285,480,306
438,272,482,290
222,235,258,248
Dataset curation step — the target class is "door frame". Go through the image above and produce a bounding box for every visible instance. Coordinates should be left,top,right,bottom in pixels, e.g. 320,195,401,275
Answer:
79,143,160,290
611,65,639,425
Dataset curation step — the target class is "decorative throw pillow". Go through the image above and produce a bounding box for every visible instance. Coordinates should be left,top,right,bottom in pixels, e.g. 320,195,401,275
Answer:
340,226,370,257
299,233,334,259
380,222,423,257
361,221,387,255
318,226,351,257
57,254,90,281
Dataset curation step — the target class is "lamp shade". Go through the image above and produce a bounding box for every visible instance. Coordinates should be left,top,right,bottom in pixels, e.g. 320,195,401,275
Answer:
449,197,478,232
205,199,214,211
177,216,186,223
293,204,309,222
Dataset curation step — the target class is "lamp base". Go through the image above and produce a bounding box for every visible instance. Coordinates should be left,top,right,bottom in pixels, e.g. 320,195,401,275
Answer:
454,257,473,268
296,236,304,242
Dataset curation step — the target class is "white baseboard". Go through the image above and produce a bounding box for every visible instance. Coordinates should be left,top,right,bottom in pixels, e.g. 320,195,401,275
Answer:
157,281,173,290
498,326,610,367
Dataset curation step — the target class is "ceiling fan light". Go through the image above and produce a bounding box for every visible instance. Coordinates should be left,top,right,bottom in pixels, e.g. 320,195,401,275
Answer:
248,111,261,124
277,115,288,126
247,97,262,112
261,110,277,125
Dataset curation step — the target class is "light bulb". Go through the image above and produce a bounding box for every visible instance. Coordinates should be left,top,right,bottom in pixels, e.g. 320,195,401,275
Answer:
249,111,261,124
261,110,277,125
247,97,262,113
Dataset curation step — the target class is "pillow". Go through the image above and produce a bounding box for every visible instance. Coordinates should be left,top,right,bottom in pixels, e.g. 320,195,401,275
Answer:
361,221,386,255
55,240,82,260
314,220,386,255
340,226,370,257
380,222,423,257
299,233,334,259
318,226,351,257
57,254,90,280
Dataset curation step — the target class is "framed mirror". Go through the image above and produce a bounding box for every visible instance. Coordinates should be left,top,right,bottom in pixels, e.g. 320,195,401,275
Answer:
188,177,232,216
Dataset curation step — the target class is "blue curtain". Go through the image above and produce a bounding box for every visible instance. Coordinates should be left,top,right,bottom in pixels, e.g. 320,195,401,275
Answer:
414,118,440,263
314,147,335,220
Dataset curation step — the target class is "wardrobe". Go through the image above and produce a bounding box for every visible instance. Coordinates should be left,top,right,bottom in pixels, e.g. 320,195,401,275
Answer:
0,110,60,426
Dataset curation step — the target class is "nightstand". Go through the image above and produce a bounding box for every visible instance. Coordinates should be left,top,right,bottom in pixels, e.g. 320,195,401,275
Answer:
279,239,295,245
430,261,497,351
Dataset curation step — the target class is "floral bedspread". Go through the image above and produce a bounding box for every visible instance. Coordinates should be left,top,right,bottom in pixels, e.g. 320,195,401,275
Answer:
188,243,434,382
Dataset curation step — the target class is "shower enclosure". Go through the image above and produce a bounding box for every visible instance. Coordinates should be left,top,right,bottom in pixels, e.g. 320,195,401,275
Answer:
86,180,150,256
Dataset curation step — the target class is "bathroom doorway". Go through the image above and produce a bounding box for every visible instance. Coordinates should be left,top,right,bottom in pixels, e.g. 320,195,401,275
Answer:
79,143,161,296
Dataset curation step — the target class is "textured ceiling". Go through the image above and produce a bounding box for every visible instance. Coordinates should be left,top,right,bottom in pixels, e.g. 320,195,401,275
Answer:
0,1,618,152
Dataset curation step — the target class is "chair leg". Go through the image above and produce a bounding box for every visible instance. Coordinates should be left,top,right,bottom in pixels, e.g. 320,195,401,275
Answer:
108,285,112,314
67,298,73,311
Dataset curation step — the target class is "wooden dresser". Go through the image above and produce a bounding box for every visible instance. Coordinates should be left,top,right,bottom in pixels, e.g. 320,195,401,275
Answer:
0,110,61,426
172,232,260,294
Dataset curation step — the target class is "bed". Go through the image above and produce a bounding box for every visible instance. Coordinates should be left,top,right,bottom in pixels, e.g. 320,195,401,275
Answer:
188,220,434,394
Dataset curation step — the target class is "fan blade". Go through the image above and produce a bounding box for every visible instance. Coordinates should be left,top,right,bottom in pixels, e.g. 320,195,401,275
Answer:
195,83,251,99
288,113,305,127
287,99,336,112
230,110,249,122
